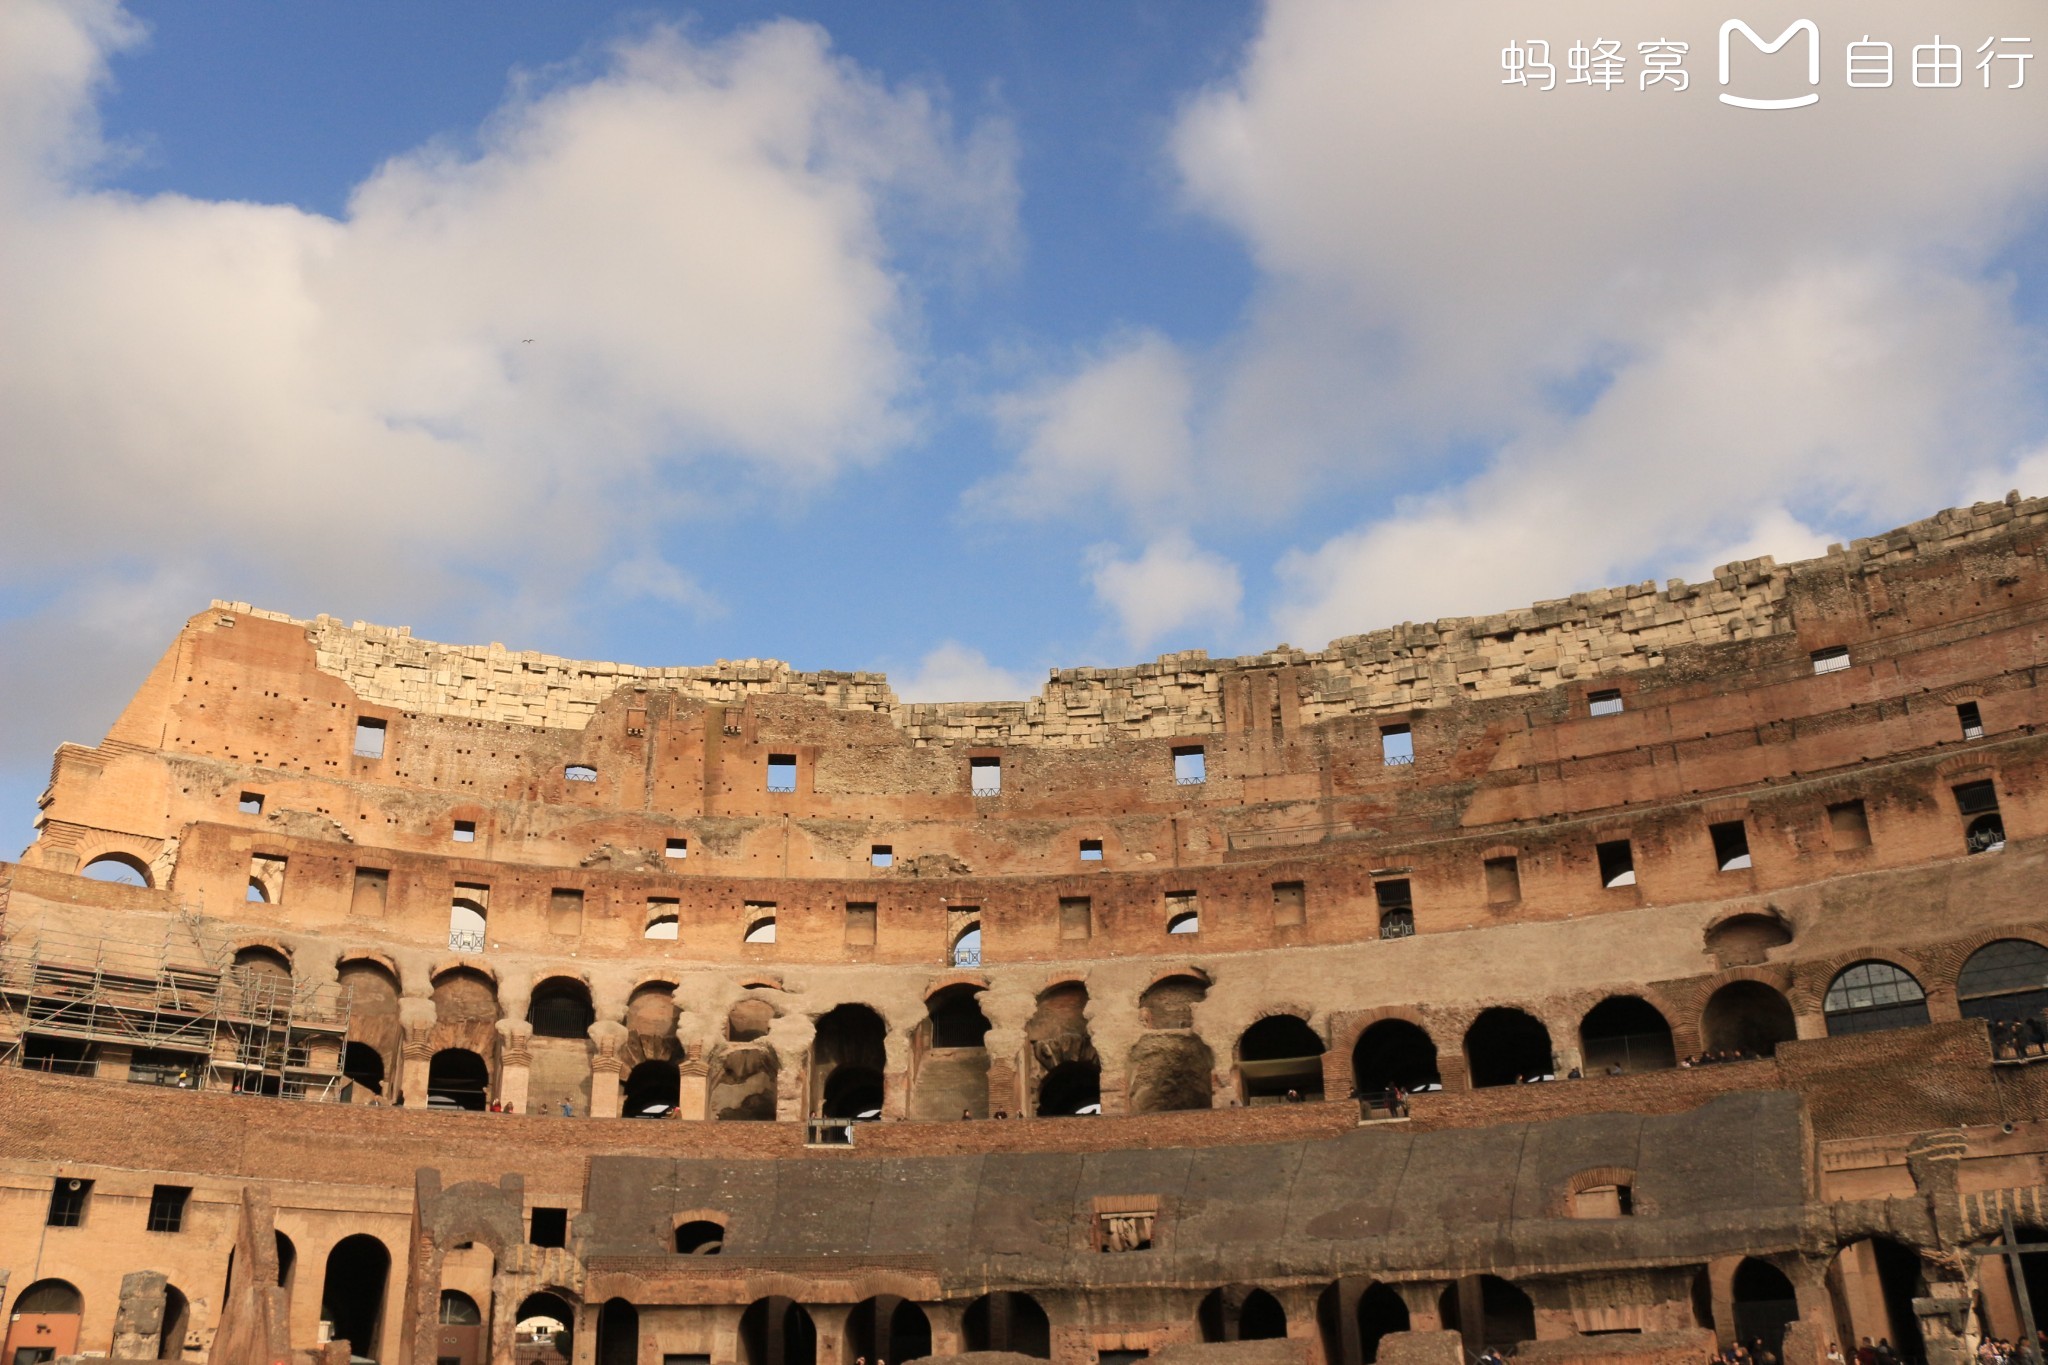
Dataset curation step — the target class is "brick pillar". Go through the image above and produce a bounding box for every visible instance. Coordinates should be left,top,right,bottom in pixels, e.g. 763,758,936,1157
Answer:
400,1039,433,1107
588,1021,627,1118
883,1035,911,1121
496,1020,533,1113
677,1056,710,1121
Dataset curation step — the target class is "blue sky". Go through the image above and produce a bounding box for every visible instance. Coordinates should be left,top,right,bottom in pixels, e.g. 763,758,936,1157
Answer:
4,0,2048,857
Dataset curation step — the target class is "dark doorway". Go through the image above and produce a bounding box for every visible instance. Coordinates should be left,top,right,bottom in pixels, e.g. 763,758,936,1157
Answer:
847,1296,932,1363
1038,1059,1102,1115
1199,1286,1287,1342
738,1298,817,1365
1701,982,1799,1057
1464,1009,1553,1087
319,1235,391,1363
1579,996,1676,1072
1732,1258,1799,1358
427,1049,490,1110
963,1293,1050,1359
1351,1020,1440,1103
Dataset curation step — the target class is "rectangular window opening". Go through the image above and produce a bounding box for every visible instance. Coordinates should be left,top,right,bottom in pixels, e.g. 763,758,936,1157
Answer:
351,866,389,918
238,791,264,815
1484,855,1521,904
1165,889,1199,935
353,717,387,758
1271,880,1306,927
665,837,688,859
1079,838,1104,862
1375,878,1414,939
1958,701,1986,740
1589,689,1624,717
845,902,877,946
766,754,797,793
248,852,287,905
548,889,584,938
452,819,476,843
644,898,679,942
1812,645,1851,675
971,755,1002,796
1828,799,1872,850
146,1184,191,1233
1381,724,1414,766
1059,896,1093,940
1710,820,1752,871
1596,839,1636,888
47,1177,91,1228
530,1207,568,1248
1172,745,1206,784
870,844,893,868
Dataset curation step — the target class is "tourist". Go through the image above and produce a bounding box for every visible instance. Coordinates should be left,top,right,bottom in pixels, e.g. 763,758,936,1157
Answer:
1857,1335,1877,1365
1828,1340,1846,1365
1874,1338,1896,1365
962,1108,973,1120
560,1099,573,1117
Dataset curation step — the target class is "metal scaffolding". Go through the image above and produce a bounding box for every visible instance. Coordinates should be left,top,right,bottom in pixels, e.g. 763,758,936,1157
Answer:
0,894,352,1101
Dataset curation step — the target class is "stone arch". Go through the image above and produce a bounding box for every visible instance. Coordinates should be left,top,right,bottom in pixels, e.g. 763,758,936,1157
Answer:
1027,981,1098,1114
1731,1257,1799,1357
8,1277,84,1316
1701,979,1799,1057
1236,1013,1326,1103
319,1234,392,1361
1127,1031,1215,1113
1199,1285,1287,1343
430,967,501,1077
1439,1276,1535,1352
738,1297,815,1365
1705,910,1794,967
963,1292,1051,1359
912,984,991,1120
923,972,991,1000
625,981,680,1066
1826,1236,1929,1361
710,1041,778,1121
1464,1007,1554,1087
727,998,776,1043
339,957,400,1099
623,1059,680,1117
1139,972,1211,1030
1579,995,1677,1073
1823,960,1931,1036
1351,1017,1442,1099
847,1295,932,1363
812,1002,888,1120
527,976,595,1039
79,850,154,887
427,1049,490,1109
673,1214,726,1254
1318,1279,1409,1365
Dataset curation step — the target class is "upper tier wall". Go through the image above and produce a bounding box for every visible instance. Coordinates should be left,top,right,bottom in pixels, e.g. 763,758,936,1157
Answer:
212,494,2048,746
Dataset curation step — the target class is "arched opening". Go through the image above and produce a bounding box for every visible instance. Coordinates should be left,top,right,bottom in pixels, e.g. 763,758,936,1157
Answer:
1168,910,1200,935
1463,1007,1554,1087
343,1042,386,1097
623,1060,680,1118
1317,1280,1410,1365
1579,996,1676,1073
1127,1033,1214,1113
1351,1019,1441,1104
1705,914,1793,967
963,1293,1051,1359
81,853,151,886
847,1295,932,1363
528,978,594,1039
1701,981,1799,1057
159,1283,191,1361
438,1290,486,1365
276,1230,297,1291
728,999,774,1043
1691,1268,1715,1331
951,924,983,968
1824,962,1930,1036
1199,1286,1288,1343
340,959,400,1102
914,984,992,1120
427,1049,490,1110
1038,1059,1102,1115
513,1291,575,1365
1731,1258,1799,1358
927,984,991,1049
674,1220,725,1255
711,1044,778,1121
320,1234,391,1362
1438,1276,1534,1354
739,1296,816,1365
1140,974,1209,1030
1236,1015,1326,1103
3,1279,85,1365
596,1300,638,1365
1968,812,2007,854
743,916,777,944
1959,940,2048,1025
448,897,487,952
813,1003,888,1120
1826,1238,1927,1362
247,879,269,903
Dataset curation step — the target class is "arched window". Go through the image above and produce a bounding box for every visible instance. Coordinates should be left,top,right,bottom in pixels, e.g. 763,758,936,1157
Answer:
951,924,982,967
1038,1060,1102,1116
448,898,487,953
1168,910,1200,935
12,1278,84,1315
439,1292,483,1326
813,1004,887,1120
1351,1019,1441,1102
744,916,777,944
1958,940,2048,1023
1578,996,1676,1073
1823,961,1930,1036
624,1060,681,1118
564,765,598,783
1236,1015,1326,1103
514,1292,575,1365
926,985,991,1050
246,879,268,902
675,1219,726,1254
81,854,150,887
1463,1007,1553,1087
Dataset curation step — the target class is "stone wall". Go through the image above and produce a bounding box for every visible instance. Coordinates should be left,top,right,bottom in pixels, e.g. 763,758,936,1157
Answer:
225,493,2048,747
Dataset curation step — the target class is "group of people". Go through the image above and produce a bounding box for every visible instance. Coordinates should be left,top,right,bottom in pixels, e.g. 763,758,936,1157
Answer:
1991,1016,2048,1059
1715,1338,1782,1365
1682,1049,1765,1067
1973,1332,2048,1365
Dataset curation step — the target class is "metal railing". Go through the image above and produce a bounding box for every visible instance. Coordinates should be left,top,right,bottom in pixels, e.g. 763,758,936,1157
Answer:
448,929,486,953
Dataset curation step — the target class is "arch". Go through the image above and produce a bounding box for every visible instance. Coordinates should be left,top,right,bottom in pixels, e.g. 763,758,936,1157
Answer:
1236,1014,1326,1103
11,1278,84,1315
674,1218,725,1254
1438,1276,1535,1352
1140,973,1210,1030
513,1291,574,1365
1127,1032,1215,1113
319,1234,391,1362
528,977,594,1039
739,1296,817,1365
80,852,152,887
343,1043,386,1096
1958,939,2048,1024
625,982,680,1059
1706,912,1794,966
1199,1285,1288,1343
1701,980,1799,1057
711,1044,778,1121
1731,1258,1799,1357
963,1292,1051,1359
159,1283,191,1361
728,998,775,1043
1826,1237,1927,1362
1579,995,1677,1073
439,1291,483,1326
1463,1007,1554,1087
950,923,983,968
1824,961,1930,1036
743,915,777,944
246,879,269,903
276,1231,297,1290
925,983,991,1050
847,1295,932,1363
1039,1059,1102,1115
813,1003,888,1120
596,1299,638,1365
448,897,488,950
1317,1280,1409,1365
623,1060,680,1117
1167,910,1200,935
427,1049,490,1110
1351,1018,1441,1100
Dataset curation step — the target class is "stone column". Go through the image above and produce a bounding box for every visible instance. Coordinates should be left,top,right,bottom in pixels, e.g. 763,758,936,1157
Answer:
677,1055,711,1121
767,1017,815,1123
883,1034,913,1121
979,987,1037,1118
588,1021,628,1119
397,996,437,1105
495,1020,534,1113
111,1270,169,1359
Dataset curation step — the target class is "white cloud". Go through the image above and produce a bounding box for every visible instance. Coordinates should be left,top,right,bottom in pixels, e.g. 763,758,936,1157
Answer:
973,330,1195,523
1090,534,1243,651
890,642,1035,703
0,2,1014,628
